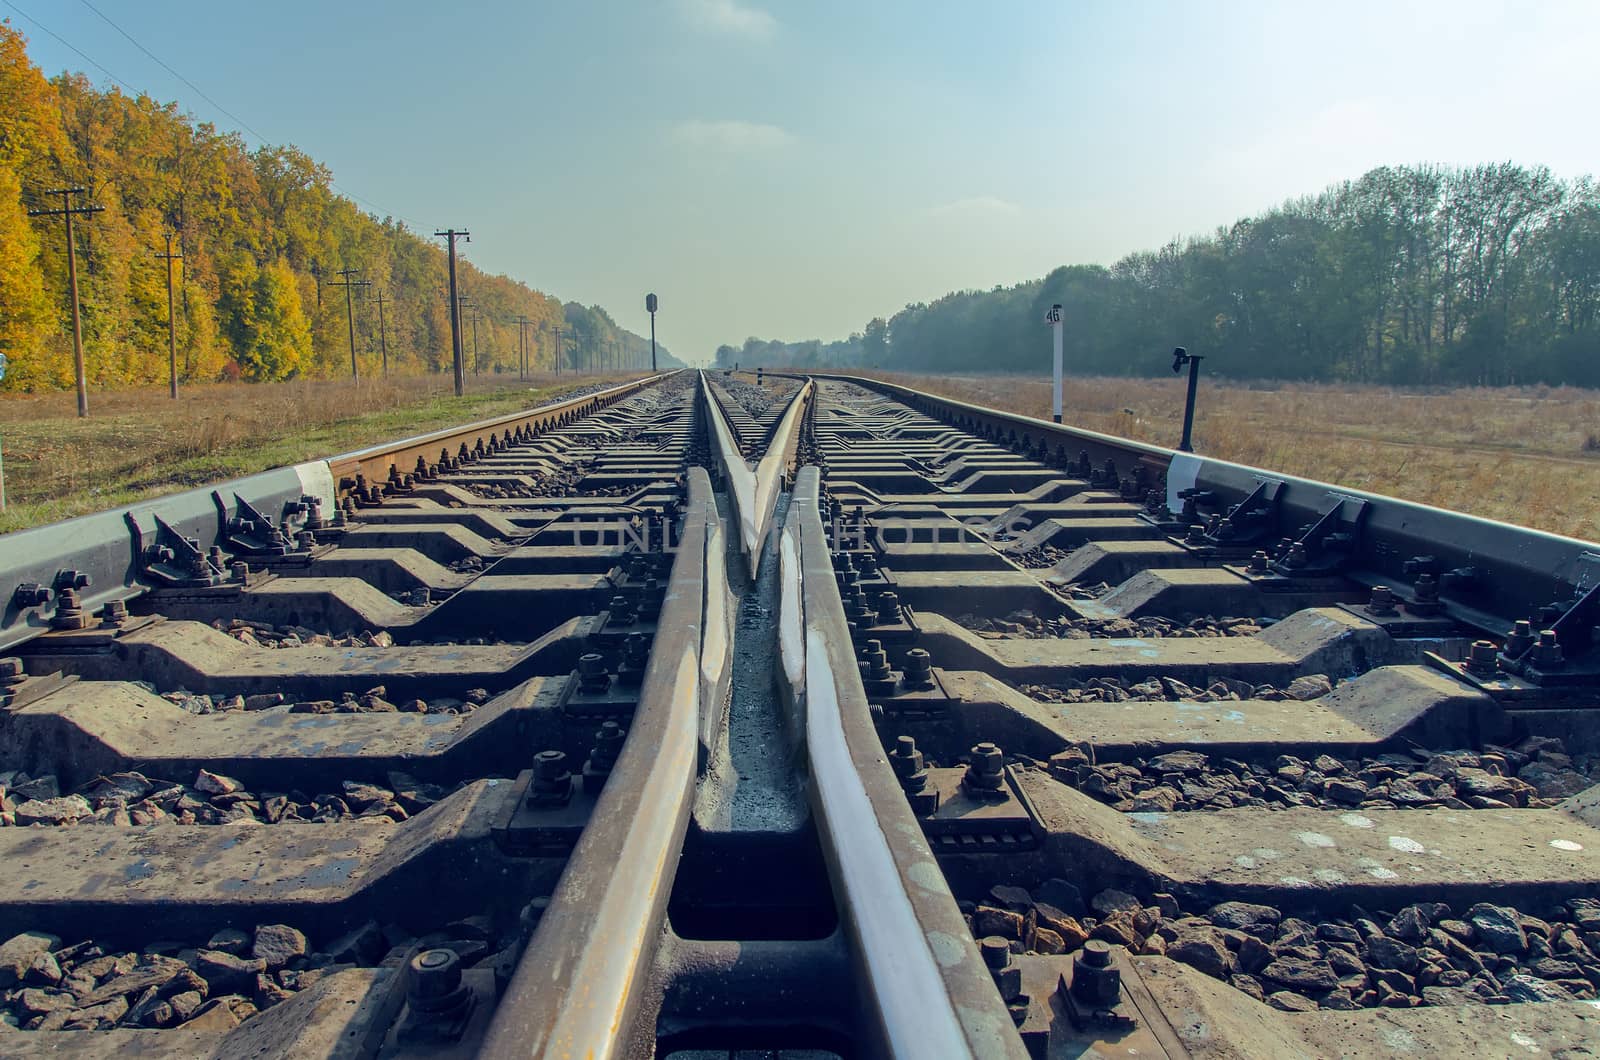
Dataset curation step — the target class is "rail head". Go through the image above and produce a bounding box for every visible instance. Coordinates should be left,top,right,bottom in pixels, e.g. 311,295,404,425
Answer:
698,370,815,578
477,465,718,1060
783,465,1029,1059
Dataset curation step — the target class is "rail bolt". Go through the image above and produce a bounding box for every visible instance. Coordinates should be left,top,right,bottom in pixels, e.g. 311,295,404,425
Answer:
889,734,925,778
964,742,1008,796
1366,585,1399,616
861,639,893,682
1465,639,1501,676
12,583,50,608
1072,940,1122,1006
584,721,626,792
51,587,89,631
1247,550,1271,575
889,735,939,814
608,595,637,626
902,648,934,690
617,632,650,684
577,652,612,694
403,947,476,1037
847,587,874,624
1530,629,1564,669
1503,619,1536,657
875,591,901,626
0,658,25,684
529,750,573,805
99,600,128,628
590,721,625,771
979,935,1024,1003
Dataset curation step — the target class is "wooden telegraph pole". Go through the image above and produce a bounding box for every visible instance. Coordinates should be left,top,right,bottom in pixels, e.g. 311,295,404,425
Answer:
28,188,104,417
327,267,372,381
434,230,470,395
374,290,392,376
155,232,183,398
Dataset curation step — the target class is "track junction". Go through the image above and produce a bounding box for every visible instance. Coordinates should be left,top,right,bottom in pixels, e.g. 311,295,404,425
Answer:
0,369,1597,1057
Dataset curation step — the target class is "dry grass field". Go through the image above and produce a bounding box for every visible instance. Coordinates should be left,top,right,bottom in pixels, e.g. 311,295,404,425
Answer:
858,371,1600,543
0,371,641,534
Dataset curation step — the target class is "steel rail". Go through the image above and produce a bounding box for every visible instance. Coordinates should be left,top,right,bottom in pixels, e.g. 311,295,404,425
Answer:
697,370,814,577
779,465,1029,1058
477,466,717,1060
0,374,674,654
797,370,1600,630
329,371,674,494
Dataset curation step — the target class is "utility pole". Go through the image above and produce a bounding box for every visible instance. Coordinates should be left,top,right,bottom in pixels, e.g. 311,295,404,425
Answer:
434,229,470,396
374,290,392,375
646,292,658,373
516,315,533,379
327,267,372,382
459,300,479,377
553,325,562,374
29,188,104,417
155,231,183,399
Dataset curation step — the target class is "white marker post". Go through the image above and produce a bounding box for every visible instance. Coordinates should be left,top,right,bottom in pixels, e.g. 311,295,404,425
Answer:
1045,303,1063,423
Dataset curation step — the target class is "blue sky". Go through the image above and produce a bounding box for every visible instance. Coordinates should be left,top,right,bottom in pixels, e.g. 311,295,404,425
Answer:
11,0,1600,363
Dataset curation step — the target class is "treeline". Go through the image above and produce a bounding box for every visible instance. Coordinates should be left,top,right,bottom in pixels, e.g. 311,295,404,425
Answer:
0,23,672,393
717,163,1600,387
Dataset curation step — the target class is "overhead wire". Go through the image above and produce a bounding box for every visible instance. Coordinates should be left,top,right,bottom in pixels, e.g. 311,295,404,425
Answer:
73,0,426,230
1,0,138,94
4,0,428,231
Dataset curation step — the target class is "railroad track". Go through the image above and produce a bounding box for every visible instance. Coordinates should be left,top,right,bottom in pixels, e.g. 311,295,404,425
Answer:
0,368,1596,1057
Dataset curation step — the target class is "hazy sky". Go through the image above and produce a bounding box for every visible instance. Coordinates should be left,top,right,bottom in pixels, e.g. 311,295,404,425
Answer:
13,0,1600,363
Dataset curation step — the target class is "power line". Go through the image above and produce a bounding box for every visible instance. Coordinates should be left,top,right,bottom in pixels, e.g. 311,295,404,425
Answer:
74,0,421,229
9,0,425,231
76,0,270,145
1,1,138,93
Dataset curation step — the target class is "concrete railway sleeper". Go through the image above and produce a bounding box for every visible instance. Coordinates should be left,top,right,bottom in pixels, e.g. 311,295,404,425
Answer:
0,368,1596,1056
